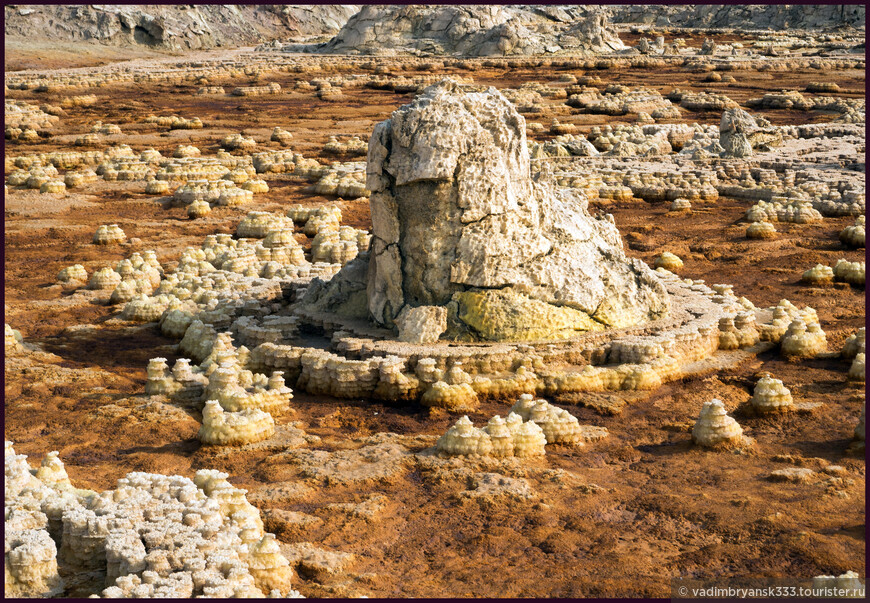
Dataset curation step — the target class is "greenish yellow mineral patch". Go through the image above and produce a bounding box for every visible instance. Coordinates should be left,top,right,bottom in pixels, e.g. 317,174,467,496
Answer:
592,295,640,328
453,288,603,342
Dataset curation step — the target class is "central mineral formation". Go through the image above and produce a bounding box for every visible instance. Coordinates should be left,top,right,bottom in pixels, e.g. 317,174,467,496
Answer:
304,79,669,341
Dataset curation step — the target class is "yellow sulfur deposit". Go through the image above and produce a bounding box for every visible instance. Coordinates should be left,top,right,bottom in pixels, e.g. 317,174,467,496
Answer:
453,288,603,342
654,252,684,272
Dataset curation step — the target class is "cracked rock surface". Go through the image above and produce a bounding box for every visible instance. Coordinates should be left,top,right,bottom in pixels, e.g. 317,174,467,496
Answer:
5,5,358,52
305,79,669,341
319,5,624,57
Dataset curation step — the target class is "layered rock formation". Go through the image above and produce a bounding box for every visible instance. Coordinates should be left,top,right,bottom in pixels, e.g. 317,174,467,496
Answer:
318,5,625,56
609,4,865,31
302,79,669,342
4,5,358,52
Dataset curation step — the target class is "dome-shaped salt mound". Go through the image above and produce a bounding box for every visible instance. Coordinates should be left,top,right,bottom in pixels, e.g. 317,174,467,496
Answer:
436,416,493,456
247,533,295,595
801,264,834,285
57,264,87,285
509,394,583,445
436,393,599,459
654,251,683,272
750,374,793,413
839,215,864,248
746,221,776,239
692,399,749,449
781,318,826,358
88,267,122,290
833,259,865,286
93,224,126,245
842,328,865,360
848,353,865,382
198,400,275,446
421,381,479,413
481,416,515,458
512,421,547,457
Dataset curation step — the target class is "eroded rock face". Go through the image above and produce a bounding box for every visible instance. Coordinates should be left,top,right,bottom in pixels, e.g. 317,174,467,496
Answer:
719,108,779,158
609,4,865,31
4,5,359,51
319,5,625,56
359,80,668,341
720,108,760,158
395,305,447,344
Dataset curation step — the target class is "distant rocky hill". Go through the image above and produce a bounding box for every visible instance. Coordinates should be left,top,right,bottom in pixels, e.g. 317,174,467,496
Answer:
609,4,865,31
317,5,625,56
4,5,359,51
7,4,862,65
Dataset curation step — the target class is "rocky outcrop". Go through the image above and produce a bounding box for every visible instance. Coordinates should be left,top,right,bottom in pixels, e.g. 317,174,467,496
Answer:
719,108,779,158
719,108,759,158
302,79,668,342
4,5,358,52
609,4,865,31
318,5,625,56
395,305,448,344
